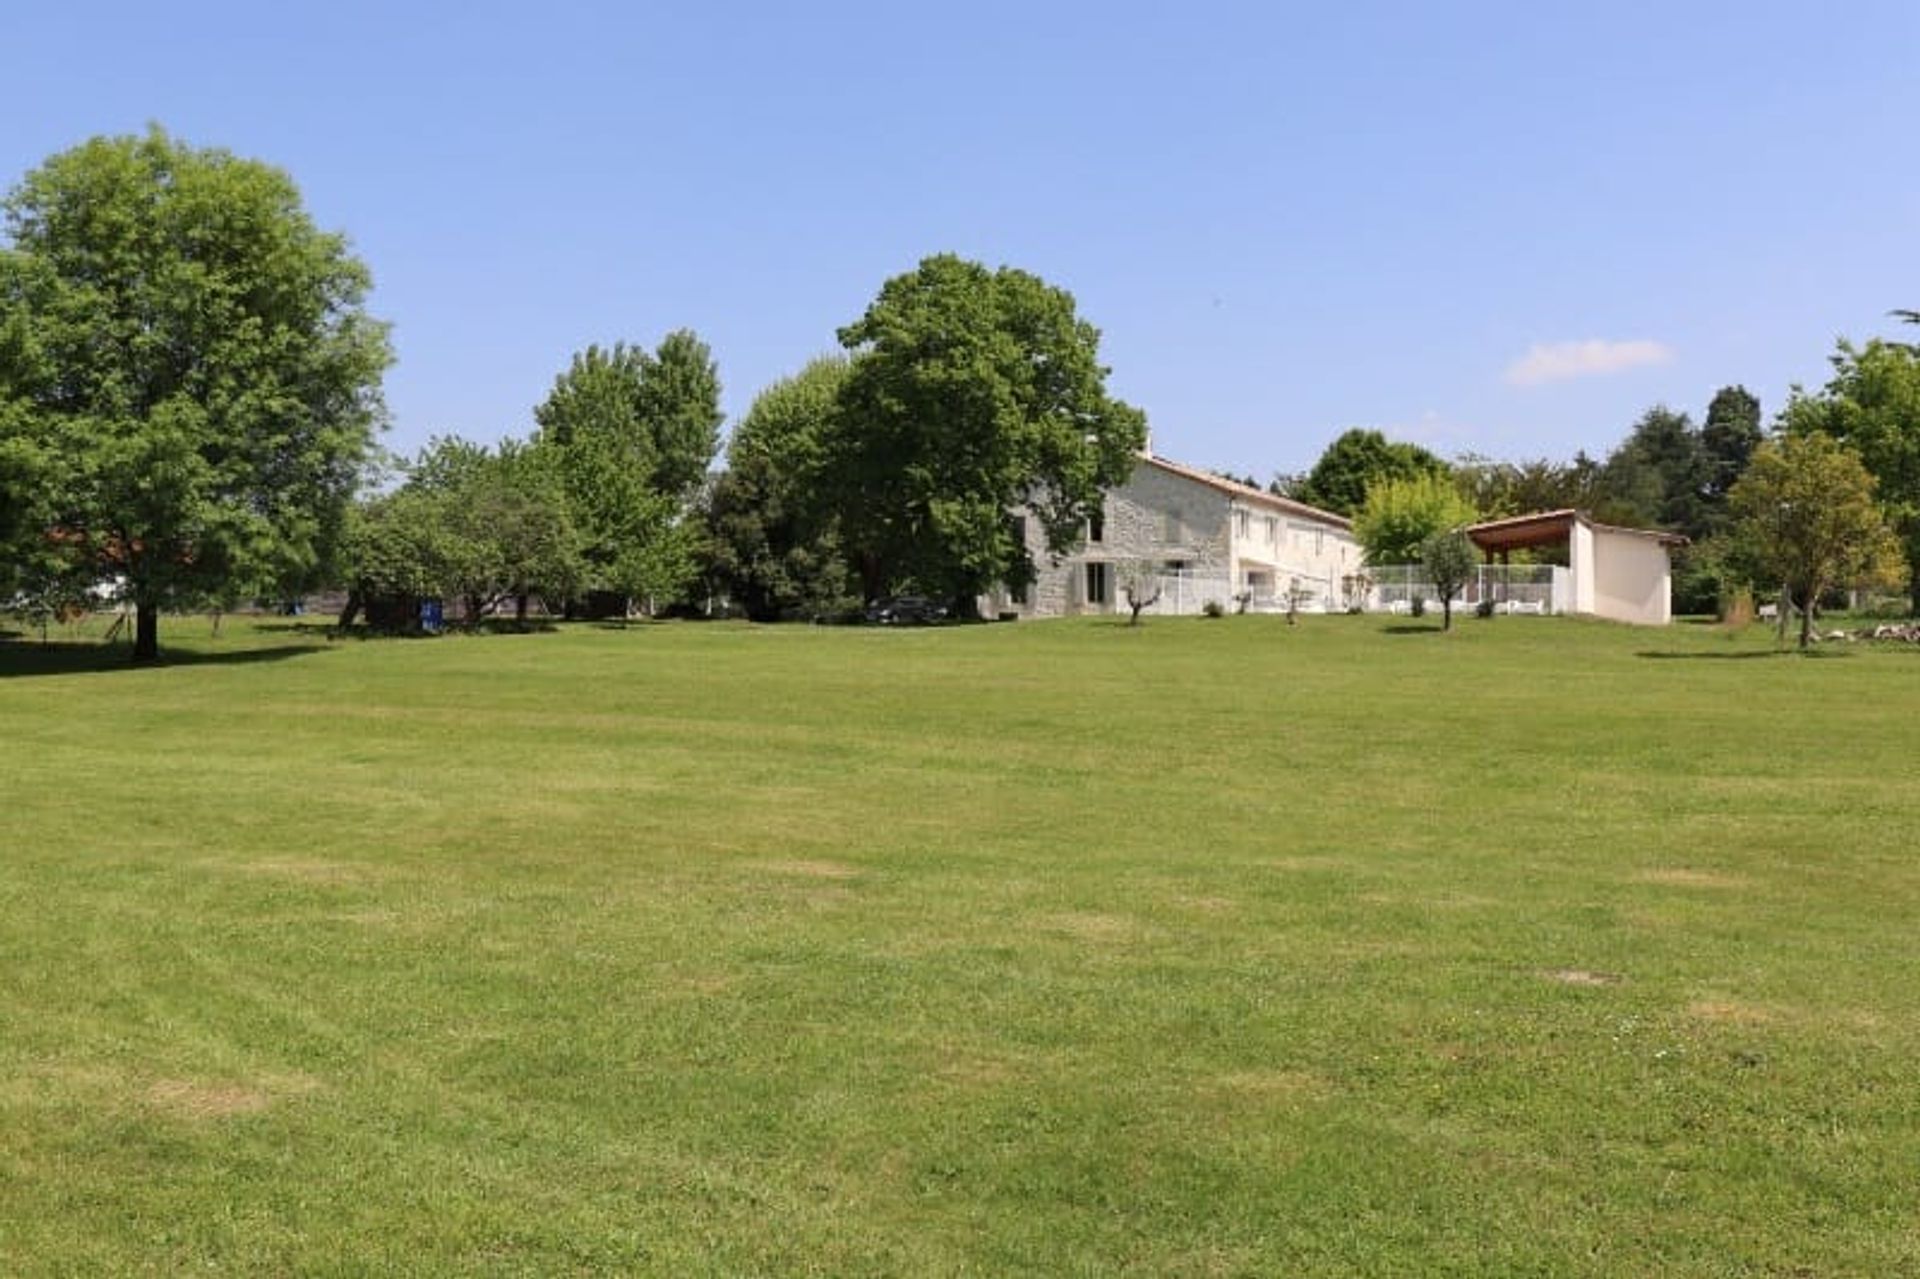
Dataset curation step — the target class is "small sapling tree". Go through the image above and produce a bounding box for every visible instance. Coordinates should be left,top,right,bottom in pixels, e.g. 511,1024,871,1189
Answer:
1117,559,1162,626
1420,528,1478,631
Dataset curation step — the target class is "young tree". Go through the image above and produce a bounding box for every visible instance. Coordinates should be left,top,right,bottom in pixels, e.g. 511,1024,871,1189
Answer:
830,254,1146,612
1779,338,1920,612
1354,473,1478,565
1728,434,1905,649
1419,528,1478,631
1295,428,1450,517
0,128,392,659
1116,559,1163,626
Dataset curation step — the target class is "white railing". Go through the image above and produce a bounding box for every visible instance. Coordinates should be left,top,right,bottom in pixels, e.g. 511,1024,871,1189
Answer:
1140,570,1236,616
1365,564,1568,615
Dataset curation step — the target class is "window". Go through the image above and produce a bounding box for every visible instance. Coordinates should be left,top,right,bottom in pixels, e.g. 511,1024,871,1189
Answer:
1085,562,1111,606
1233,509,1250,538
1087,508,1105,544
1264,515,1279,543
1008,579,1029,606
1011,515,1028,548
1315,529,1325,555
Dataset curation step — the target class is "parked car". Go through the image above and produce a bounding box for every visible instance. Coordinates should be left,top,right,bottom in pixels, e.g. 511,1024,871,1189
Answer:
863,595,949,625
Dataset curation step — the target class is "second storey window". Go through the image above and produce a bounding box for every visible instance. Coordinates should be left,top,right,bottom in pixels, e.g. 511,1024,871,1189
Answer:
1233,509,1250,538
1087,509,1105,544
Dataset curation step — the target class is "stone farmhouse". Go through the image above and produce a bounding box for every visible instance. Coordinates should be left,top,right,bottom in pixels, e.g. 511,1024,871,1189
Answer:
985,455,1363,619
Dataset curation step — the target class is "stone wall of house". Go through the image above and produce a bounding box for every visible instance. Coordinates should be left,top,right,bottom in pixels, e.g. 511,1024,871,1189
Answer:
989,464,1235,618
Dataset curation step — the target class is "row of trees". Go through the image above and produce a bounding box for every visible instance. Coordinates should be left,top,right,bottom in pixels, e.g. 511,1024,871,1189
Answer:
0,132,1148,654
340,254,1150,629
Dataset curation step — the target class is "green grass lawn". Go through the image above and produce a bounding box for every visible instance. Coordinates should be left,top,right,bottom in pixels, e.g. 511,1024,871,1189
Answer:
2,613,1917,1275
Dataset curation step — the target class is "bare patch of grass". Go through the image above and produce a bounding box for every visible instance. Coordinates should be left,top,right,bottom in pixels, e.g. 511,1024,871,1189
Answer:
756,858,861,880
1038,911,1142,943
1689,999,1774,1025
145,1072,317,1121
1635,868,1749,889
1543,968,1623,987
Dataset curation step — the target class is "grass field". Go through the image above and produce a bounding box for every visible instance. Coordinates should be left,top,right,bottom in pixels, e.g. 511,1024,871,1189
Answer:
2,613,1917,1275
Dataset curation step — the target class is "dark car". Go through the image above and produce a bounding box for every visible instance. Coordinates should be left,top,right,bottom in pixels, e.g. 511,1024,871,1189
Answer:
863,595,949,625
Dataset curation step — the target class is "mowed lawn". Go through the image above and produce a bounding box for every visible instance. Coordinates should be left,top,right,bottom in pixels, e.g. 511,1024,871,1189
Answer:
1,614,1917,1276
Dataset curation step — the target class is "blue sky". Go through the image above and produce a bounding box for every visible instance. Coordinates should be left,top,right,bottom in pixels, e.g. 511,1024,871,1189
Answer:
7,1,1916,479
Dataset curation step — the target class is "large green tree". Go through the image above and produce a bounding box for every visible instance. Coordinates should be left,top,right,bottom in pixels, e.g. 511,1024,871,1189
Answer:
1353,472,1477,565
1779,337,1920,612
1295,428,1450,517
532,332,720,612
0,129,391,659
830,255,1146,610
1595,405,1705,534
1729,433,1904,648
1700,385,1763,508
702,357,853,621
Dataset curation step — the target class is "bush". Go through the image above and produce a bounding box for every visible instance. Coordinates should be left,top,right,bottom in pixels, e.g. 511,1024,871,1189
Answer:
1475,598,1495,619
1201,599,1226,618
1410,596,1426,618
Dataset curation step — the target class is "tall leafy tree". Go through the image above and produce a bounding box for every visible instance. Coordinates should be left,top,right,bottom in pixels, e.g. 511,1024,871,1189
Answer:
639,329,725,498
1353,472,1477,565
830,254,1146,610
702,357,853,621
0,128,391,659
532,331,720,612
1295,428,1449,517
1779,337,1920,612
1729,433,1904,648
1700,385,1763,507
1596,405,1706,534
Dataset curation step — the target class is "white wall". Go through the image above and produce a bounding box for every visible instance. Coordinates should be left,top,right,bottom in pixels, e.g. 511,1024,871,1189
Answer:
1588,528,1673,625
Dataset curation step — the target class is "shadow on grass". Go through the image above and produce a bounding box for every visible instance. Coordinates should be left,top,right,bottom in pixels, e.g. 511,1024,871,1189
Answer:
0,639,326,680
1381,624,1446,635
1635,648,1849,660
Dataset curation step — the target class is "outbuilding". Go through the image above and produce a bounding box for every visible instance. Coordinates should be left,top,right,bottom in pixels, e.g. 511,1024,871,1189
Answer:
1466,509,1687,625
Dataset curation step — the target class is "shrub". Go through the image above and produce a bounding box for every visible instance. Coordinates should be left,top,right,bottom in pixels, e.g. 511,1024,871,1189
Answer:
1475,598,1496,619
1201,599,1226,618
1410,596,1426,618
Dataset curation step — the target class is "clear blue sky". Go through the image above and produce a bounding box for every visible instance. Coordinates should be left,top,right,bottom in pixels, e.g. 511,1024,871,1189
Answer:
7,1,1916,479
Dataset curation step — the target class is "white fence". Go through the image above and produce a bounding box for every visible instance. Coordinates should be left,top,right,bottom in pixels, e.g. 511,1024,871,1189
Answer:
1138,570,1237,616
1366,564,1568,615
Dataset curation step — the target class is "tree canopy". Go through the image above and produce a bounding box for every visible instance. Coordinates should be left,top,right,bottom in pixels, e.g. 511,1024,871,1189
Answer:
1353,472,1477,565
701,356,853,621
1419,528,1478,631
1779,338,1920,610
532,331,720,610
829,254,1146,608
1728,433,1904,648
1295,429,1449,517
0,127,391,657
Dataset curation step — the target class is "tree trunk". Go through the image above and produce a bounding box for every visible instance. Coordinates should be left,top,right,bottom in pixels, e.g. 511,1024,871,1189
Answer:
1799,586,1815,650
515,593,529,624
337,590,363,631
1442,599,1453,631
132,601,159,662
